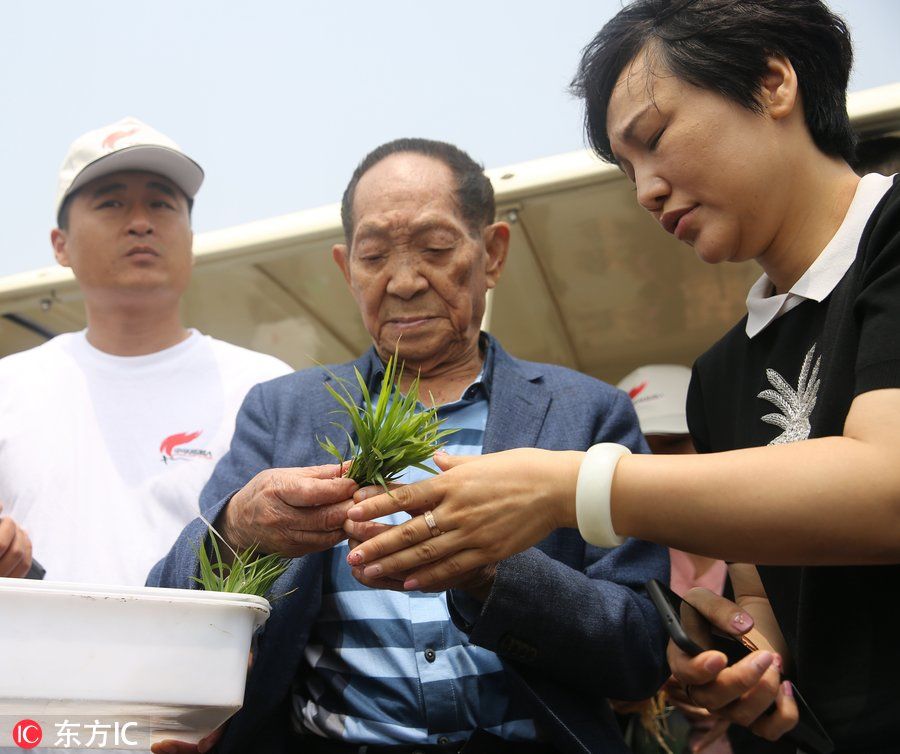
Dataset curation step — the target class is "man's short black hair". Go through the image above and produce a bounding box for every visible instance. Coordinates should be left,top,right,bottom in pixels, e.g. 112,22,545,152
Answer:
340,138,495,243
56,186,195,230
571,0,856,164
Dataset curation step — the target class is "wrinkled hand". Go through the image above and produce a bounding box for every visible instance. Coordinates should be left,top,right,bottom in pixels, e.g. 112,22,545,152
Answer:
219,464,358,557
344,514,497,598
0,504,33,578
667,589,798,743
344,449,582,591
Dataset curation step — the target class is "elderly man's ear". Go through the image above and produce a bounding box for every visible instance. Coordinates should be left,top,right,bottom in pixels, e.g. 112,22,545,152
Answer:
483,221,510,289
332,243,352,286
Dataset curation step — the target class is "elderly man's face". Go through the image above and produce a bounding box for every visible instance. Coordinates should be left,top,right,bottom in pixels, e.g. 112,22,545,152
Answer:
333,153,508,369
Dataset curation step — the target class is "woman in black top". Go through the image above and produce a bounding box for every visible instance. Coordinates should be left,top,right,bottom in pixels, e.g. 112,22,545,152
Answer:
343,2,900,751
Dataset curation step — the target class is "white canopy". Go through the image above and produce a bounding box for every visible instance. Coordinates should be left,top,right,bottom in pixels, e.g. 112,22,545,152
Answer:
3,83,899,383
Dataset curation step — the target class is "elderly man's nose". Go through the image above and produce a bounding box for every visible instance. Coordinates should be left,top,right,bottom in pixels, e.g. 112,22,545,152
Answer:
385,260,428,298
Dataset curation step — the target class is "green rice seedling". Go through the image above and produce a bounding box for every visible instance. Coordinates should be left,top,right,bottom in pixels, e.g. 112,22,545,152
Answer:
318,350,457,488
192,515,290,598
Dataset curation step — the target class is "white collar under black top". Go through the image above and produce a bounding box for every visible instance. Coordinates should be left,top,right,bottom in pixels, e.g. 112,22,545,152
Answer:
745,172,896,338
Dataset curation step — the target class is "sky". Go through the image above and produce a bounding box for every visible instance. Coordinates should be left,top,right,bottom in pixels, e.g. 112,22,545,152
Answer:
1,0,897,277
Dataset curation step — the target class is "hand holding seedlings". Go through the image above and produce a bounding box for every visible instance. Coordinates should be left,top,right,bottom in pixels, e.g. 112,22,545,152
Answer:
217,463,359,558
319,352,497,596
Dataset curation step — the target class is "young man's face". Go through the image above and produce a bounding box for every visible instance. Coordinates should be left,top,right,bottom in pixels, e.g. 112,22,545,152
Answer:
332,152,508,371
51,170,193,305
605,47,795,266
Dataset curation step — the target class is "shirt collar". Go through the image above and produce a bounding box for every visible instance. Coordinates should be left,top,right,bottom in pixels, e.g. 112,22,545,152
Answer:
364,332,495,400
744,172,895,338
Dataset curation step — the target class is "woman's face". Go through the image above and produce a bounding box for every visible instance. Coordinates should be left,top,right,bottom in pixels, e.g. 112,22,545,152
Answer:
606,48,792,266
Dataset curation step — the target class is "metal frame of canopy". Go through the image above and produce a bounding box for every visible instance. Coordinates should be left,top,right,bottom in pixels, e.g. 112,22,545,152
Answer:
2,83,899,383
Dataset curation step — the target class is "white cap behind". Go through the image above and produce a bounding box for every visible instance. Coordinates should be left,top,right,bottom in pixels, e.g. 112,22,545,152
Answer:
55,116,204,221
617,364,692,435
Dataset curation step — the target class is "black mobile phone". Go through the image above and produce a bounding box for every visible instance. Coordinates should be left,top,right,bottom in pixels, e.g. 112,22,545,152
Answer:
24,558,46,580
646,578,835,754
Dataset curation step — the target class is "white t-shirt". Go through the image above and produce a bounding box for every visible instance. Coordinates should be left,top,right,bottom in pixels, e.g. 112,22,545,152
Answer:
0,329,291,586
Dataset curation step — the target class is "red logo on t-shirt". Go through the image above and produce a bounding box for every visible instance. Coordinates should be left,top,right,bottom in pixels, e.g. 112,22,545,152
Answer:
160,431,212,463
12,720,42,748
628,382,648,400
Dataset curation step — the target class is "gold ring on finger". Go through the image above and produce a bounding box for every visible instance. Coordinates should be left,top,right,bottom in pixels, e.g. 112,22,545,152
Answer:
423,510,443,538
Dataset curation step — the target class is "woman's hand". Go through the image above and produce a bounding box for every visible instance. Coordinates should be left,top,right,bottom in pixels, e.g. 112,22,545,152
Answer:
344,518,497,598
345,448,583,590
668,572,798,743
660,675,733,752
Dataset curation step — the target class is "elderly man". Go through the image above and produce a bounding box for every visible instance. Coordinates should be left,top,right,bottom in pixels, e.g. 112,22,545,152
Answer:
149,138,668,754
0,117,291,584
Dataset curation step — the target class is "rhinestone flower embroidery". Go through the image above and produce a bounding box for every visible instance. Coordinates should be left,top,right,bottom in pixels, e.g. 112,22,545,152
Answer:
758,344,821,445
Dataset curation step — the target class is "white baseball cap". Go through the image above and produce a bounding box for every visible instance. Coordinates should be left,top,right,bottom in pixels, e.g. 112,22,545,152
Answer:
617,364,692,435
55,116,204,221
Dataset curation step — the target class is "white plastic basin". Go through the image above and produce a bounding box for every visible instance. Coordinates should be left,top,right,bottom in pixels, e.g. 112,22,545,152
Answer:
0,578,270,749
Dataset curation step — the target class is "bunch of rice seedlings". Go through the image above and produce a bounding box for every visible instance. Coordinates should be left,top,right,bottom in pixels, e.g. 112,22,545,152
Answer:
193,516,290,597
319,350,457,488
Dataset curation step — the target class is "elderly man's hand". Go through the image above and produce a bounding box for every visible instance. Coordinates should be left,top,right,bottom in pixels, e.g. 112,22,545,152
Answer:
0,504,33,578
218,464,359,557
344,512,497,599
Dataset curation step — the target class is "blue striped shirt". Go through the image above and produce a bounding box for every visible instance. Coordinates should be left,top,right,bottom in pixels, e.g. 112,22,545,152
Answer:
292,346,537,744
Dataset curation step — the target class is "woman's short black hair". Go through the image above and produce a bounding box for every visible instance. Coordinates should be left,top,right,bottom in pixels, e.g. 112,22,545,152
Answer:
340,138,495,243
571,0,856,164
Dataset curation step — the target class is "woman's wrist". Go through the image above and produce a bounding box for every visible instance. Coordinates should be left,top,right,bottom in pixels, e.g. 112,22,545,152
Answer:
548,451,585,529
575,443,631,547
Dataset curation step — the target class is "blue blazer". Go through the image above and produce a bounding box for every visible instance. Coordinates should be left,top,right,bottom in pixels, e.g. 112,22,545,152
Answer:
148,336,669,754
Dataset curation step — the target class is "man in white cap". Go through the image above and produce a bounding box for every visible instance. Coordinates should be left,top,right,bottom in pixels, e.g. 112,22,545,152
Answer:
617,364,695,456
0,117,291,586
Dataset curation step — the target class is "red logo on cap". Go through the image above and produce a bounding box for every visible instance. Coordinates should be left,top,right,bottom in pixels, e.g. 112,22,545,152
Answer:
12,720,42,748
628,382,648,400
102,127,139,150
160,431,202,458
